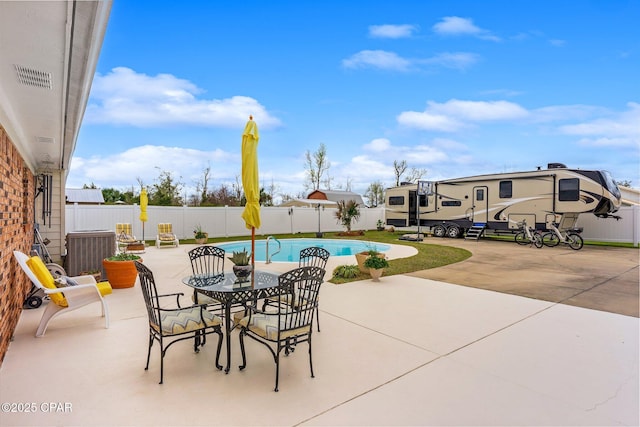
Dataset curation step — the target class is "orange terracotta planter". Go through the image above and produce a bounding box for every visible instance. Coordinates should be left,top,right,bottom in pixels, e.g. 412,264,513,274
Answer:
102,258,142,289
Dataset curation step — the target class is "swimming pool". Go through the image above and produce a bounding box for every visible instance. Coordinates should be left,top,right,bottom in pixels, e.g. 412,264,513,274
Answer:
217,238,390,263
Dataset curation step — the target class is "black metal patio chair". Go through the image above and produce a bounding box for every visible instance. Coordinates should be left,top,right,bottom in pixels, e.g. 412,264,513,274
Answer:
262,246,329,331
135,261,223,384
238,265,325,391
188,245,226,313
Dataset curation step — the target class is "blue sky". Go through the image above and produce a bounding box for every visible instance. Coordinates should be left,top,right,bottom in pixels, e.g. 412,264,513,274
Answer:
68,0,640,202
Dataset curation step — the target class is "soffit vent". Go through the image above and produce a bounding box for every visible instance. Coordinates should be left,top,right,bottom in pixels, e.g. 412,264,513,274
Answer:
14,64,52,90
36,136,55,144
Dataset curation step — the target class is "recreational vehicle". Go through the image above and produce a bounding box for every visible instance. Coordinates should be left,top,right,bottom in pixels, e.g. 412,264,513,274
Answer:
385,163,621,238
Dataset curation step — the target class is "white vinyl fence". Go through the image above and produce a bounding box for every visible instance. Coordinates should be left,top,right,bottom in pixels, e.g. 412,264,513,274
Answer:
65,204,386,241
577,206,640,245
65,204,639,245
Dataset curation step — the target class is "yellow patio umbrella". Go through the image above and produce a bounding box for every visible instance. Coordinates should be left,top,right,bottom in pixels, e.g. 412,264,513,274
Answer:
241,115,260,267
139,188,148,241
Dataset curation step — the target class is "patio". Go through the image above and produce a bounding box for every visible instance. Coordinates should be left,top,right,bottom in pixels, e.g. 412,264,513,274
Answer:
1,242,638,426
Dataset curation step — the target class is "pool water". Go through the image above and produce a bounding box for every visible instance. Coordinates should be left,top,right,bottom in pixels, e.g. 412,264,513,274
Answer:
217,238,390,263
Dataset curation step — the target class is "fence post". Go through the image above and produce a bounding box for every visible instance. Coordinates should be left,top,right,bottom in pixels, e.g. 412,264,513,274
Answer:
634,205,639,247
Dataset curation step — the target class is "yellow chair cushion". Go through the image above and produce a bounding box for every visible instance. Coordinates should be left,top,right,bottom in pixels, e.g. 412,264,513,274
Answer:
97,281,113,297
116,224,133,234
158,223,173,233
26,256,67,307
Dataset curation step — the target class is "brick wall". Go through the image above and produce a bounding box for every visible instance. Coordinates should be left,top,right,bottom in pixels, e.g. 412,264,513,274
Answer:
0,125,34,366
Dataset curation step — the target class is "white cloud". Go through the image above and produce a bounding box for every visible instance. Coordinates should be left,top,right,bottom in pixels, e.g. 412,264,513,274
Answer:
432,137,469,151
69,145,237,190
559,102,640,147
397,111,464,132
342,50,412,71
480,88,524,97
369,24,418,39
576,137,636,147
430,99,528,121
398,99,528,131
549,39,567,47
364,138,392,151
432,16,500,41
327,155,395,191
84,67,281,128
403,145,450,164
421,52,480,70
343,50,479,72
530,104,607,123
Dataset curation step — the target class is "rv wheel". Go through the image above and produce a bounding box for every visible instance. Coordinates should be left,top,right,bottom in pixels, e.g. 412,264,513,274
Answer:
433,225,446,238
446,226,461,238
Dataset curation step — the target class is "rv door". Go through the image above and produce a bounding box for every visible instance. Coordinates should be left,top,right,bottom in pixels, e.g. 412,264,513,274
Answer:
408,190,417,226
472,186,489,223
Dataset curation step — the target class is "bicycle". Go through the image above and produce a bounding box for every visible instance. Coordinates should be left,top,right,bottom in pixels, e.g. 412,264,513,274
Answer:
541,222,584,250
514,220,543,248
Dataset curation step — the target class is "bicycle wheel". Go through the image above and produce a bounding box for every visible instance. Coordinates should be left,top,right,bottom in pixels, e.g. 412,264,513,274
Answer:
514,232,528,245
542,232,560,247
533,234,543,248
567,233,584,250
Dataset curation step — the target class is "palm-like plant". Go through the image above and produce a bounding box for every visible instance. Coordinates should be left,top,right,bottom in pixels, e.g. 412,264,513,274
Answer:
334,200,361,232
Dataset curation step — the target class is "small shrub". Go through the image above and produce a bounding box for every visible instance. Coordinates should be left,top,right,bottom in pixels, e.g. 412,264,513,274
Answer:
332,264,359,279
363,255,389,269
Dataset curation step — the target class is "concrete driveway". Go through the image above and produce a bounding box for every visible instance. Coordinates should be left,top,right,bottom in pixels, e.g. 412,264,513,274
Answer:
409,237,639,317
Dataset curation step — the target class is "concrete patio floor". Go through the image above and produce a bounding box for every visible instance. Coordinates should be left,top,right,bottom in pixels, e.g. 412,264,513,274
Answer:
1,240,638,426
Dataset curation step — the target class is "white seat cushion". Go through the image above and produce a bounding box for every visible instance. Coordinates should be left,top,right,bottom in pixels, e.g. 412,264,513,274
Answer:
238,313,310,341
152,308,221,335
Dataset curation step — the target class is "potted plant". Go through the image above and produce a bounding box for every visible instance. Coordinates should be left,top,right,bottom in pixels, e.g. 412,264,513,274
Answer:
193,224,208,244
355,248,385,273
102,253,142,289
227,249,252,280
363,254,389,282
376,219,385,231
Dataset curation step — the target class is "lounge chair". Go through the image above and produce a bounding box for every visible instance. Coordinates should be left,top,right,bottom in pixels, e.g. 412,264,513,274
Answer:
116,223,138,252
13,250,112,337
155,223,179,248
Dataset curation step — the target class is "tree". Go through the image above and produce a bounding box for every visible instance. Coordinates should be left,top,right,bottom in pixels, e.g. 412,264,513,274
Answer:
101,187,124,204
393,160,408,186
616,180,632,188
195,164,212,205
304,143,330,191
334,200,361,232
393,159,427,186
264,179,278,207
232,174,243,202
365,180,385,207
149,168,183,206
211,183,238,206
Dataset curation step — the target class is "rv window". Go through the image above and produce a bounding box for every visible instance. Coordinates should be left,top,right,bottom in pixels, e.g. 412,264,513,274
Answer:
388,196,405,206
419,194,427,207
559,178,580,201
476,189,484,201
499,181,512,198
441,200,462,207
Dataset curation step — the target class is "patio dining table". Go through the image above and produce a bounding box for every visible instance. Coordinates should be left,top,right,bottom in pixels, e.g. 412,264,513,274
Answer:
182,270,280,373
